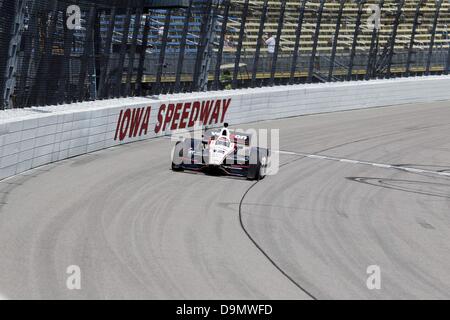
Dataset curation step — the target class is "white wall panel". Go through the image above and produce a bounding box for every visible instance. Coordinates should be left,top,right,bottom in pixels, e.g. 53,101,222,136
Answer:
0,76,449,180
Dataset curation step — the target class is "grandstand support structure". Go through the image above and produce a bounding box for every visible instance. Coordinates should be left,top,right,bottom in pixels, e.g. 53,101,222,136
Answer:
232,0,249,90
270,0,287,86
155,9,172,93
365,0,385,80
115,6,132,97
0,0,14,109
192,2,209,92
289,0,308,84
213,0,230,91
77,6,96,101
35,0,59,106
175,0,193,92
98,6,117,99
56,13,74,104
125,3,144,96
425,0,443,75
386,0,405,78
308,0,326,83
193,0,218,92
16,2,35,107
405,0,425,76
446,35,450,75
329,0,346,82
251,0,269,88
0,0,27,109
347,0,365,80
136,11,152,95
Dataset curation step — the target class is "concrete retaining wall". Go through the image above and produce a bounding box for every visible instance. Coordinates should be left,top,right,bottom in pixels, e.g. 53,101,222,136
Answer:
1,75,450,180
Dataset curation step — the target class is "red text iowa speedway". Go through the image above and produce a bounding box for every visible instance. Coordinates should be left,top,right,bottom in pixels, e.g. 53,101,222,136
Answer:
115,98,231,141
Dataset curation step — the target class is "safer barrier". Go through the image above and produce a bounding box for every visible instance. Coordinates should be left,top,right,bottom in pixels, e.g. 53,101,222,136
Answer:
1,75,450,180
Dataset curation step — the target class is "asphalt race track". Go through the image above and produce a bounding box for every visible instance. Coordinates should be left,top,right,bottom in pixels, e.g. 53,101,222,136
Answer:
1,101,450,299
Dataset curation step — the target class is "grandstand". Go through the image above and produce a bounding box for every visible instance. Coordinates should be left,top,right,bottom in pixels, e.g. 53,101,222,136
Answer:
1,0,450,109
100,0,450,87
227,0,450,54
223,0,450,79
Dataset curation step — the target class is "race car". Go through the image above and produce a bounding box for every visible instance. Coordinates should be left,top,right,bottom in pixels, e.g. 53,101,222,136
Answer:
171,124,270,180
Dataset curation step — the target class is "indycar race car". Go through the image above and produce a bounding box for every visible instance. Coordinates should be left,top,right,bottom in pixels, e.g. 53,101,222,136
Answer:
171,124,270,180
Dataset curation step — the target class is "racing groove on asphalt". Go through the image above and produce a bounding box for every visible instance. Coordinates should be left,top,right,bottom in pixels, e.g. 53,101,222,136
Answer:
1,101,450,299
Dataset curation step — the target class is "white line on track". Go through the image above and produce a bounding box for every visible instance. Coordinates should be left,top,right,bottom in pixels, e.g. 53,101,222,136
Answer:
276,151,450,178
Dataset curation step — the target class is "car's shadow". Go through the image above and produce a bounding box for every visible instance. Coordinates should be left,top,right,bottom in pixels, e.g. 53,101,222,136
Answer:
173,169,251,181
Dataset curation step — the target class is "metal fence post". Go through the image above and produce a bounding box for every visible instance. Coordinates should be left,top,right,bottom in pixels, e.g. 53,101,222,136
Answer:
289,0,307,84
25,1,47,107
365,0,384,80
192,0,213,91
16,2,37,107
347,0,364,81
175,0,193,93
270,0,287,86
405,0,424,76
329,0,346,82
35,0,58,105
425,0,443,75
155,9,172,94
125,4,144,96
307,0,326,83
136,11,151,96
201,1,220,92
232,0,249,89
386,0,405,78
251,0,269,88
213,0,230,91
78,5,97,101
445,38,450,75
114,6,132,97
98,7,116,99
1,0,27,109
0,0,15,108
57,14,74,104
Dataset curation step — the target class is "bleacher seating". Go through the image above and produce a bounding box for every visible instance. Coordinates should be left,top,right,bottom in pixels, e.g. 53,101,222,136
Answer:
99,0,450,81
118,0,450,55
98,0,206,54
223,0,450,54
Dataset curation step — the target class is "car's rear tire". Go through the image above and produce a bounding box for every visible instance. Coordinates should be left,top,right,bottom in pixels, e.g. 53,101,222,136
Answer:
171,142,184,172
247,148,268,180
259,154,268,180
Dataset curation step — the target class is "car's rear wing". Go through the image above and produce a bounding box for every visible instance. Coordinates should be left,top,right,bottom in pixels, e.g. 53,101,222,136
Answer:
204,129,252,146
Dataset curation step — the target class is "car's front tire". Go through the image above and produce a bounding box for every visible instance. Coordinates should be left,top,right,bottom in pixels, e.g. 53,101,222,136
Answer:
171,141,184,172
247,148,268,180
